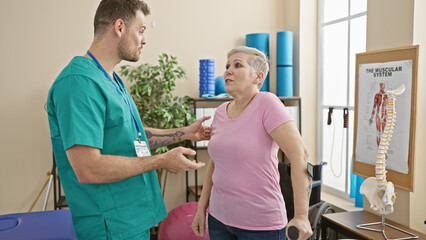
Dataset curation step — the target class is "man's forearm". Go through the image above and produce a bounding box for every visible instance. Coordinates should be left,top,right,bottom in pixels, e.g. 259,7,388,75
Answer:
66,145,164,184
145,127,188,149
85,154,163,183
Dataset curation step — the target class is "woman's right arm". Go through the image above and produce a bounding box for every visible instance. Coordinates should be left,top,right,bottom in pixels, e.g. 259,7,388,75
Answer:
192,159,215,236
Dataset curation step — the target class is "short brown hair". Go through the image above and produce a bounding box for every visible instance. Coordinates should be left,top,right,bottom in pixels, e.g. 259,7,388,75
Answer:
94,0,150,36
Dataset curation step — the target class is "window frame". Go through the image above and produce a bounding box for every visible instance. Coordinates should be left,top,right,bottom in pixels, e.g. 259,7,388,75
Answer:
317,0,367,198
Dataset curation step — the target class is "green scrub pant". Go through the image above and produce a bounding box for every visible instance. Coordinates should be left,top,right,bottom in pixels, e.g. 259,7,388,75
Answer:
106,229,150,240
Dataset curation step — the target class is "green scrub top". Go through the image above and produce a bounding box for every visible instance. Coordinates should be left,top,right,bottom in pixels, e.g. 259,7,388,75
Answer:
47,57,167,240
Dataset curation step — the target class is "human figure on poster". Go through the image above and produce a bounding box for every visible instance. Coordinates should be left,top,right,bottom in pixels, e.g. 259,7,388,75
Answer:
369,82,388,147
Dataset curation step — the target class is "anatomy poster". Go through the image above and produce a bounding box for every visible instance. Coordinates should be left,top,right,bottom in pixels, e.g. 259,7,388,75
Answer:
356,60,412,174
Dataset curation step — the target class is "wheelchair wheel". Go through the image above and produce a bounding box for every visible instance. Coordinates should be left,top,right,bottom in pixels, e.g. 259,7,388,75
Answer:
309,202,336,240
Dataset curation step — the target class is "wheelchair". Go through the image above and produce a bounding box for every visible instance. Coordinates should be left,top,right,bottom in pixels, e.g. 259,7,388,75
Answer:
279,161,336,240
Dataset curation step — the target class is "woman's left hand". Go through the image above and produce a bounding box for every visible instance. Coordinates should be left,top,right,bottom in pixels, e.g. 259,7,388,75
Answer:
286,215,312,240
191,210,207,236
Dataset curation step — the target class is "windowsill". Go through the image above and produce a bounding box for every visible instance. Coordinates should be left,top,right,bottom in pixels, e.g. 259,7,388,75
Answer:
321,190,363,212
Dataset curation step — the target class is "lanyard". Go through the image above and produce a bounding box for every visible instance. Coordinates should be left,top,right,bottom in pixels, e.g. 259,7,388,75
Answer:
87,51,142,141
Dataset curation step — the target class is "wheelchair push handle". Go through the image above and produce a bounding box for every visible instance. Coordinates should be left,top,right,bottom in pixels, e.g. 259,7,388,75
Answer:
288,225,299,240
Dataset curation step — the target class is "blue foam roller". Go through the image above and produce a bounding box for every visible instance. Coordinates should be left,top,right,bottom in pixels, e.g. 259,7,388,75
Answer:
277,66,293,97
259,74,269,92
200,59,214,63
199,82,212,85
215,76,226,95
199,79,215,83
199,59,215,97
200,83,215,87
246,33,270,92
246,33,269,58
199,67,215,73
199,73,215,78
277,31,293,66
199,79,215,82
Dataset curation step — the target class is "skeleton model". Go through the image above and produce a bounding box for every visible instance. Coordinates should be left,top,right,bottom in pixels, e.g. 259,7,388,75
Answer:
360,84,405,215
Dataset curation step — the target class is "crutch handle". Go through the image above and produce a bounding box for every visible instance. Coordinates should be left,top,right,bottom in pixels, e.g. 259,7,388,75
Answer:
288,226,299,240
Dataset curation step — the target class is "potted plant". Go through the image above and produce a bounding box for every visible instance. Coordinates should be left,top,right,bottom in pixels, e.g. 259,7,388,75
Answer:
119,53,195,197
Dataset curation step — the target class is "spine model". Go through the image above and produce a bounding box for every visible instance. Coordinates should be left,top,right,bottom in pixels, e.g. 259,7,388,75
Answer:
375,91,396,190
360,84,404,214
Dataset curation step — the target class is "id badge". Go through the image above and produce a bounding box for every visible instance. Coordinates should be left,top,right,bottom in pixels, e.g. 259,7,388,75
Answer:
134,141,151,157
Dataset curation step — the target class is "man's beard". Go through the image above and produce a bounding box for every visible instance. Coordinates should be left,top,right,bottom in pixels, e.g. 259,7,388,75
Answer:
118,39,140,62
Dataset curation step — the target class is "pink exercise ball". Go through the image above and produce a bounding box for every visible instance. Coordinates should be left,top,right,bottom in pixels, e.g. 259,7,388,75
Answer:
158,202,209,240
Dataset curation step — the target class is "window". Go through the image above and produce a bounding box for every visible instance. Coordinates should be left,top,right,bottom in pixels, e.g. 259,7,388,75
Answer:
318,0,367,198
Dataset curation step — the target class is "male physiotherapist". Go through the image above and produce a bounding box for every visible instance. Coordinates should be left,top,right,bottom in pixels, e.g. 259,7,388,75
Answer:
47,0,211,239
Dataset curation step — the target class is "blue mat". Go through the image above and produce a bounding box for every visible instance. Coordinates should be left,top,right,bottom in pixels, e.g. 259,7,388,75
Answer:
0,210,76,240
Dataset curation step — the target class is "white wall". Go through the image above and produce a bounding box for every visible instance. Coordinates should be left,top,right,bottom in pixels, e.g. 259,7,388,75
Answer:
1,0,309,214
411,0,426,233
137,0,287,97
299,0,318,163
0,0,99,214
365,0,426,233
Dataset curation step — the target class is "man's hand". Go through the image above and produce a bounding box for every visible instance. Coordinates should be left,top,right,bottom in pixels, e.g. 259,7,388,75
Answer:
161,147,205,173
186,116,212,141
286,216,312,240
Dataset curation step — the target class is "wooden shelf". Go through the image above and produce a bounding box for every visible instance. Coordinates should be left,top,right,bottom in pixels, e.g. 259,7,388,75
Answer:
322,211,426,239
195,146,207,150
188,185,202,197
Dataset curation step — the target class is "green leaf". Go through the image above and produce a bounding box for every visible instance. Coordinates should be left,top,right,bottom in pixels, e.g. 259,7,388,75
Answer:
117,53,193,154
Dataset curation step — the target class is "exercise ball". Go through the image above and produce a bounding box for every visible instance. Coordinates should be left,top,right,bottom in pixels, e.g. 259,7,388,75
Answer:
158,202,209,240
215,76,226,95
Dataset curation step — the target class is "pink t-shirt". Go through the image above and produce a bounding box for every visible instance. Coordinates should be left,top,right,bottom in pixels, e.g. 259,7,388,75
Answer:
208,92,292,230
